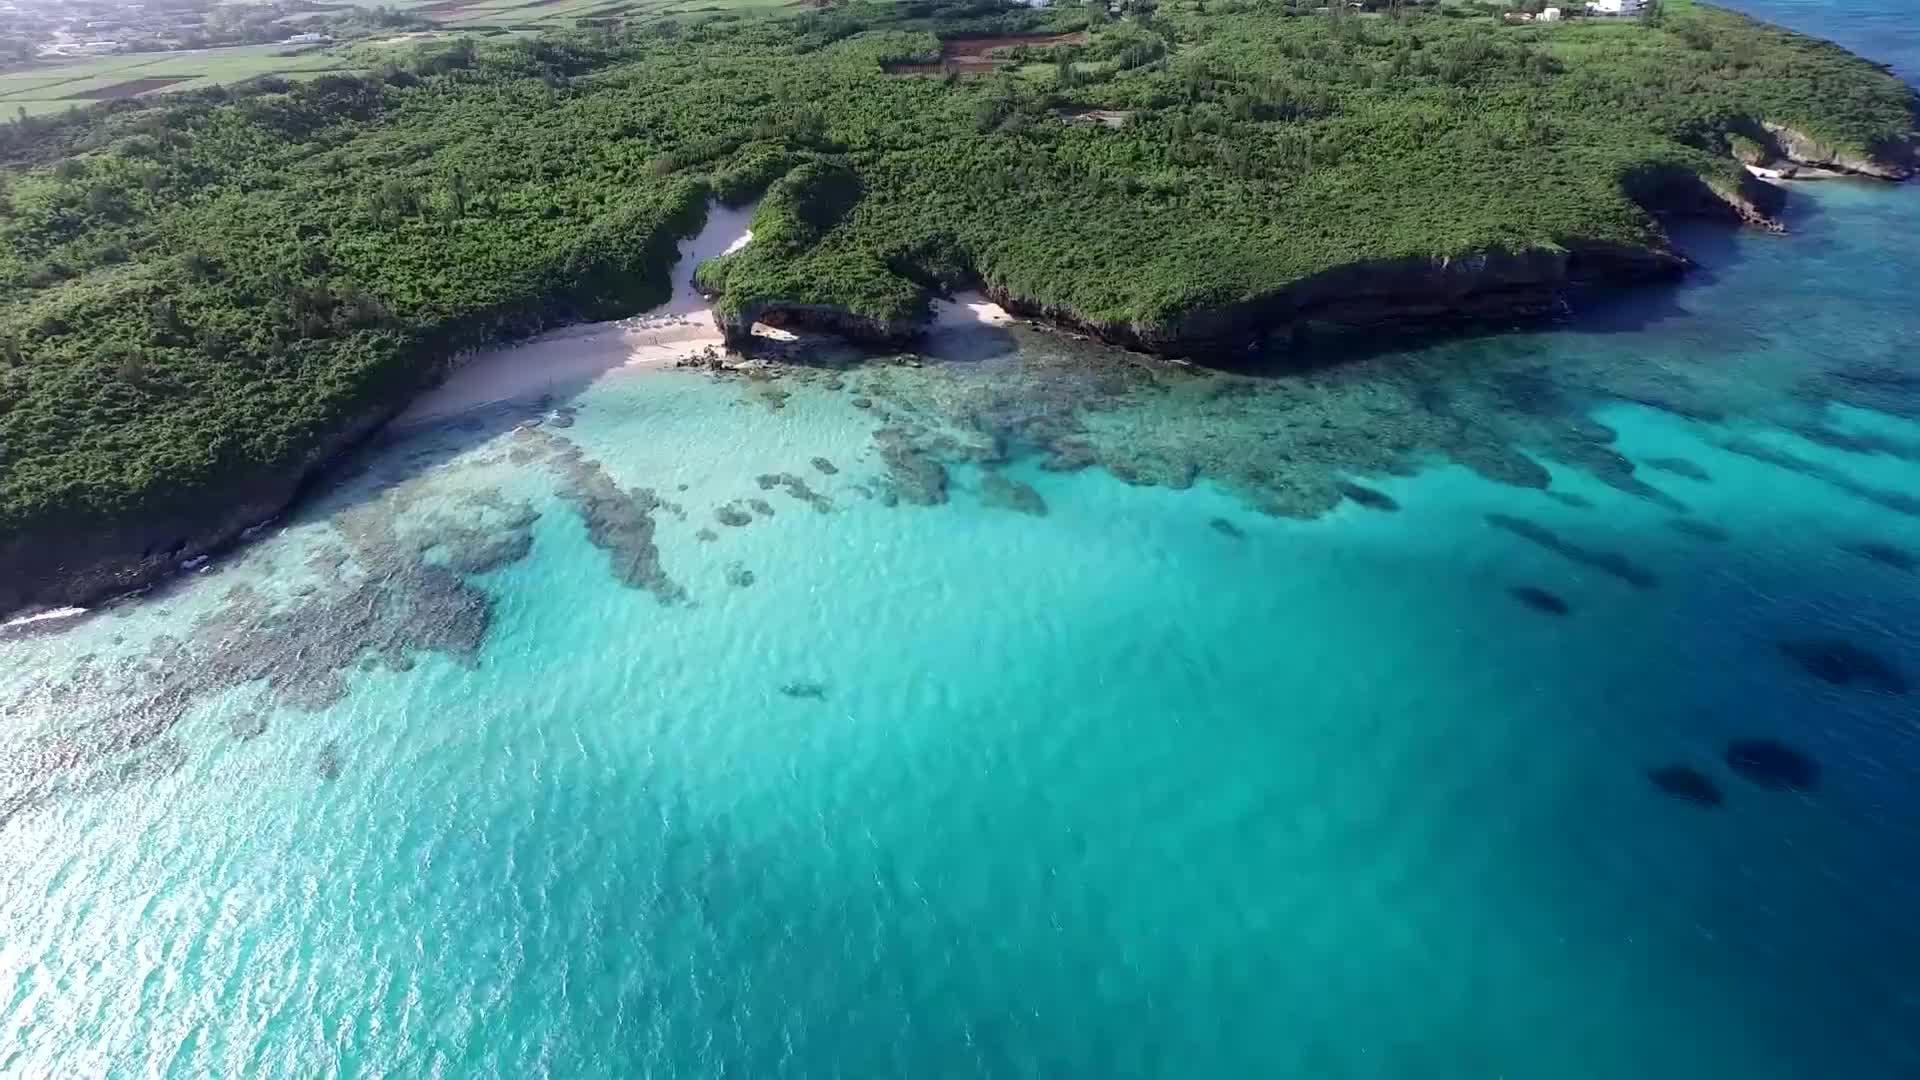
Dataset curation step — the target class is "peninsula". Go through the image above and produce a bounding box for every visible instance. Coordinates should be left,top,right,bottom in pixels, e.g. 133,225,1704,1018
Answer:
1,0,1916,616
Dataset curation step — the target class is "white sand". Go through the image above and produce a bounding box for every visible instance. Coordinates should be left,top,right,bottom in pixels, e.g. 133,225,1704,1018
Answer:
399,203,757,425
931,290,1013,329
399,203,1013,425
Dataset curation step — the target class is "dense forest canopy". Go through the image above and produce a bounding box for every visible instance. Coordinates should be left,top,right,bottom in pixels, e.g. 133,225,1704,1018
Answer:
0,0,1915,544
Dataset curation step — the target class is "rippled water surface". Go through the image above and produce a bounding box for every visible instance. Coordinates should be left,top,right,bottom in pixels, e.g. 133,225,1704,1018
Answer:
5,4,1920,1076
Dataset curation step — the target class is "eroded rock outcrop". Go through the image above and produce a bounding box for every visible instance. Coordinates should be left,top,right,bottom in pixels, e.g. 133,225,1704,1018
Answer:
1762,122,1918,180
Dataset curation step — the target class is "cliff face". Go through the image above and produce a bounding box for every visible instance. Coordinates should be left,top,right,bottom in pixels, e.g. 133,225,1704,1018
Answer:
716,300,921,349
1763,122,1918,180
981,243,1689,358
0,404,396,621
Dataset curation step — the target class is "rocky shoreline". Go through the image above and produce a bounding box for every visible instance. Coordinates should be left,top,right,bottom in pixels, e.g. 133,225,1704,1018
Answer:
0,155,1906,624
0,404,401,626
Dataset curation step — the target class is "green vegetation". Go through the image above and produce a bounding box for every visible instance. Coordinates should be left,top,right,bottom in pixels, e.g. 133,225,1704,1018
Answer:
0,0,1914,551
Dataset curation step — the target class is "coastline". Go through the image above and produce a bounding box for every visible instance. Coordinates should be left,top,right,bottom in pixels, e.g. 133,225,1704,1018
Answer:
0,150,1910,623
398,199,1015,428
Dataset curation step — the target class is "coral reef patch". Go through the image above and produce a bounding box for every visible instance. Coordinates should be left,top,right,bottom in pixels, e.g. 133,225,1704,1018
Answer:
1648,765,1725,808
1725,738,1821,792
979,473,1049,516
1778,637,1909,694
1485,514,1658,589
1508,586,1571,615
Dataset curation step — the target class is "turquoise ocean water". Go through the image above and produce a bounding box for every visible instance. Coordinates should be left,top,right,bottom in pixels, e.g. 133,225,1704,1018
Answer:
5,5,1920,1075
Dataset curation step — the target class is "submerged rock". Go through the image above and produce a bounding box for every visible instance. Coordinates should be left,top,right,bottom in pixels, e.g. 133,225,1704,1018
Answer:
1722,437,1920,517
779,681,828,700
1648,764,1724,808
1645,456,1711,483
874,427,948,506
725,563,755,588
538,436,686,603
228,707,268,741
1485,513,1658,589
1778,637,1909,694
1841,541,1915,572
1209,517,1245,540
1725,738,1821,792
811,457,839,475
979,473,1049,516
757,472,833,512
316,740,343,781
1664,517,1730,543
1544,490,1595,510
695,528,719,542
716,504,754,528
748,498,777,518
1508,585,1570,615
1336,481,1399,512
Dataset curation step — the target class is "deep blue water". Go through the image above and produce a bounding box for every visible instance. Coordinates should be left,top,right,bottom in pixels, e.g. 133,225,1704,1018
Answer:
3,3,1919,1076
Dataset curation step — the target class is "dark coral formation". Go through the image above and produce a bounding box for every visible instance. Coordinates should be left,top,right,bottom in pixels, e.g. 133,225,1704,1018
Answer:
1664,517,1730,543
757,473,833,513
811,457,839,475
1721,437,1920,516
1336,482,1398,512
725,563,756,588
520,428,685,604
748,498,777,518
874,426,949,506
695,528,720,542
779,681,828,700
736,321,1753,529
1544,490,1593,509
229,706,269,741
1646,456,1711,483
1725,738,1821,792
1778,637,1909,694
1648,765,1725,808
0,466,521,824
979,473,1049,516
316,740,344,781
1209,517,1246,540
1485,513,1658,589
1842,541,1915,572
1508,585,1570,615
716,503,754,527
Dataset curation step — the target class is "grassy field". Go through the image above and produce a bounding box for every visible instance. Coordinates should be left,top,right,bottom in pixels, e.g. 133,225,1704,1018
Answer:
0,43,359,117
0,0,810,116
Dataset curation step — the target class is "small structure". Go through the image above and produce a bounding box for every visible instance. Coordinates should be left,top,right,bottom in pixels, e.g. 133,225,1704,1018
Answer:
1587,0,1645,14
1539,6,1563,20
284,32,333,45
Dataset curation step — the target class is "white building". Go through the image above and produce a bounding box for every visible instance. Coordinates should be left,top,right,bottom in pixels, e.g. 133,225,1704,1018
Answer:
1539,6,1563,21
1587,0,1646,14
284,32,334,45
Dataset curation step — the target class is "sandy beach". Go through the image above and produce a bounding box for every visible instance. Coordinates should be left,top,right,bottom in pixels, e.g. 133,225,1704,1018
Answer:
400,204,1011,426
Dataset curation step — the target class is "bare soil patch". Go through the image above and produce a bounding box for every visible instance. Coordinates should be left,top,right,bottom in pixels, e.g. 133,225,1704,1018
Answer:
886,30,1088,75
70,76,196,100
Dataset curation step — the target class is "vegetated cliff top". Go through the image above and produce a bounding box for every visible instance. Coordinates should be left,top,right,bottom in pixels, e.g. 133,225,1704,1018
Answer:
0,0,1914,542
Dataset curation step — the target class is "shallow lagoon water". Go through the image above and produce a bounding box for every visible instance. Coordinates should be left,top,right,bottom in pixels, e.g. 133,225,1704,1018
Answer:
6,6,1920,1076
